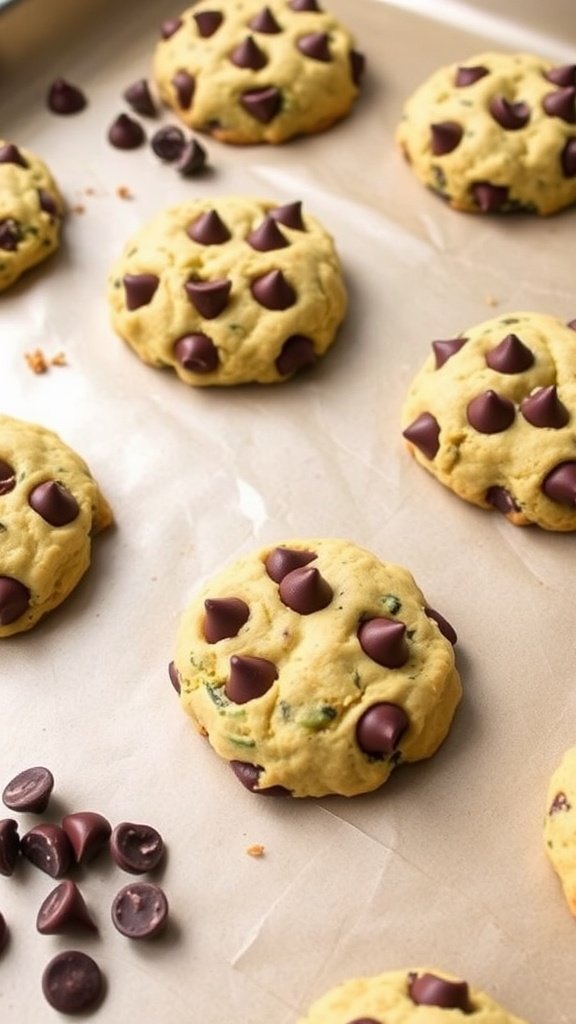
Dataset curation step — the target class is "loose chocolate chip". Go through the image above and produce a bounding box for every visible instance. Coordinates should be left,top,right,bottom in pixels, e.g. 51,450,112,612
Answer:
174,333,219,373
489,96,530,130
184,278,232,318
187,209,231,245
265,547,316,583
432,337,467,368
485,332,534,372
290,0,322,9
42,951,103,1014
561,138,576,177
37,880,97,934
521,386,569,428
247,216,289,252
0,577,30,626
356,703,408,756
111,881,168,939
225,655,278,704
150,125,185,162
28,480,79,527
0,142,28,167
270,201,305,230
486,485,520,516
108,113,145,149
241,86,282,123
123,272,160,311
402,412,440,460
276,335,316,376
467,390,515,433
193,10,223,37
543,86,576,123
37,188,58,216
61,811,112,864
0,819,19,876
204,597,250,643
168,661,181,694
408,972,472,1011
297,32,331,62
161,17,183,39
357,618,409,668
0,459,16,495
0,219,20,251
249,6,281,33
251,269,296,310
230,761,291,796
350,50,366,86
430,121,463,155
455,64,489,86
545,65,576,87
231,36,268,70
123,78,157,117
21,823,72,878
110,822,165,874
172,70,195,110
279,565,332,614
3,766,54,813
47,78,87,115
176,138,207,175
0,912,7,953
550,791,571,813
542,462,576,506
472,182,509,212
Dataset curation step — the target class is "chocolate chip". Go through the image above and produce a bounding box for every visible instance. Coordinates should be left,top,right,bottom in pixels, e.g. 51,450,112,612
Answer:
28,481,79,527
472,182,509,212
161,17,183,39
455,65,489,86
545,65,576,87
176,138,207,176
408,972,472,1011
108,113,145,149
486,485,520,516
290,0,322,9
0,819,19,877
42,951,103,1014
521,386,569,428
241,86,282,123
247,216,289,252
123,78,157,117
0,143,28,167
249,6,281,33
276,335,316,376
225,655,278,704
0,912,7,953
485,332,535,372
151,125,185,161
430,121,463,155
172,70,195,110
489,96,530,130
467,390,515,433
3,766,54,813
345,1019,380,1024
174,333,219,373
47,78,87,115
543,86,576,123
193,10,223,37
38,188,58,216
0,219,20,251
251,269,296,309
21,823,72,878
204,597,250,643
279,565,332,614
561,138,576,177
350,50,366,86
265,547,316,582
357,618,409,668
187,209,231,245
110,822,165,874
549,791,571,813
184,278,232,318
230,761,291,796
270,201,305,230
432,337,467,368
231,36,267,70
568,319,576,331
61,811,112,864
37,880,97,934
111,881,168,939
424,606,457,645
0,577,30,626
123,272,160,311
297,32,331,62
402,412,440,459
0,459,16,495
168,661,181,694
542,462,576,505
355,703,408,756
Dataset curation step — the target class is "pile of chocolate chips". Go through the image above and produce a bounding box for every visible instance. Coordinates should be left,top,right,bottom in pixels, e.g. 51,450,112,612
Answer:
0,766,169,1015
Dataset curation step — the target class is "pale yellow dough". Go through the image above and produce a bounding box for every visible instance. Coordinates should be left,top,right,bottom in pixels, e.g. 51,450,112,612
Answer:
0,415,112,637
299,967,529,1023
0,140,63,291
108,196,347,386
173,538,461,798
153,0,364,144
396,52,576,214
544,745,576,916
402,311,576,531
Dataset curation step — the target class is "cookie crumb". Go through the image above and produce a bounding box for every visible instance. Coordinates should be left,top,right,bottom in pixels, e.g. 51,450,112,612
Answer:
116,185,134,200
85,187,96,196
485,293,499,307
51,352,67,367
246,844,265,858
71,203,86,215
25,349,49,374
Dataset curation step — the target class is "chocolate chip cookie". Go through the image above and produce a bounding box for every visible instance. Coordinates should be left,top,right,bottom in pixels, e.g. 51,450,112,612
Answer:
402,312,576,531
153,0,365,144
108,196,347,386
0,141,64,291
396,53,576,214
171,538,460,798
0,415,112,636
544,746,576,916
299,967,529,1022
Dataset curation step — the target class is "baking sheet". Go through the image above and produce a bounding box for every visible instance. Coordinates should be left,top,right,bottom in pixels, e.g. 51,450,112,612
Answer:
1,0,576,1020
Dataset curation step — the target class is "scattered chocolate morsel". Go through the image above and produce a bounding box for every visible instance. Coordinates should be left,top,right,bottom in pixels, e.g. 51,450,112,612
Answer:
297,32,331,62
350,49,366,86
0,459,16,496
37,188,58,216
172,70,195,110
47,78,87,115
28,480,79,527
61,811,111,864
0,577,30,626
424,606,457,645
226,654,278,704
276,335,316,376
430,121,463,155
3,766,54,813
489,96,530,130
176,138,207,176
193,10,223,37
247,216,289,252
151,125,186,162
188,209,231,245
561,138,576,177
110,821,165,874
42,950,103,1014
467,390,515,434
231,36,268,70
174,333,219,373
402,412,440,460
543,86,576,123
0,912,7,953
230,761,291,796
521,386,569,428
408,972,472,1011
545,65,576,87
455,64,489,86
0,142,28,167
357,618,409,668
270,201,305,230
432,337,467,368
549,791,571,814
204,597,250,643
184,278,232,319
111,881,168,939
486,485,520,516
21,823,72,879
0,819,20,877
108,113,145,149
249,6,281,33
241,86,282,123
265,546,316,583
160,16,183,39
472,182,509,212
279,565,332,614
290,0,322,10
356,703,408,756
123,78,157,117
123,272,160,311
0,219,20,251
37,880,97,935
251,269,296,310
168,661,181,694
485,332,534,372
542,461,576,506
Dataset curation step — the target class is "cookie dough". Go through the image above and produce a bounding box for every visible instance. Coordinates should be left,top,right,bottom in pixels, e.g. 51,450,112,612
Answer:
0,415,112,637
396,53,576,214
108,196,347,386
298,967,529,1023
0,140,64,291
544,745,576,915
153,0,365,144
402,311,576,531
171,538,460,798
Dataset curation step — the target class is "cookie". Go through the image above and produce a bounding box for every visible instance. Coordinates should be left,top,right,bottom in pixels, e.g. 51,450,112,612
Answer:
298,967,529,1023
171,538,460,798
0,415,112,637
402,312,576,531
108,196,347,386
153,0,365,144
0,141,64,291
396,53,576,214
544,745,576,915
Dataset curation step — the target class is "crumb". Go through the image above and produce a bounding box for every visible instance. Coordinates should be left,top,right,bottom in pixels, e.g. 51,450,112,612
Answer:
51,351,67,367
85,187,96,195
71,203,86,215
485,293,499,307
117,185,133,200
246,844,265,858
24,349,49,374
